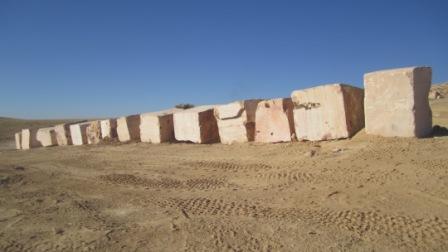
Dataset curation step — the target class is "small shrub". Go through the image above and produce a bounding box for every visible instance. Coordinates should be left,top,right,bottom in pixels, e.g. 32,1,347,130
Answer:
175,103,195,109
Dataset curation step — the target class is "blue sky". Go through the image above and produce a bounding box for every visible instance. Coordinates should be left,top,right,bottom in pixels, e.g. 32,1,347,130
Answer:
1,0,447,119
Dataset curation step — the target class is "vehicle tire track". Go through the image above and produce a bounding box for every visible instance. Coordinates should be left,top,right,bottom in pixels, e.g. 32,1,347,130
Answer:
255,169,318,183
181,161,275,172
98,174,227,190
135,196,448,249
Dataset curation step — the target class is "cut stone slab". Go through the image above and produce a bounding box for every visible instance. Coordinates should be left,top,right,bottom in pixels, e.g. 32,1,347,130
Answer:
15,132,21,150
100,119,117,140
86,121,102,144
70,122,91,146
254,98,295,143
54,124,73,146
214,99,262,144
364,66,432,137
36,127,58,147
174,105,220,144
291,84,364,141
140,109,180,143
21,129,41,150
117,115,141,142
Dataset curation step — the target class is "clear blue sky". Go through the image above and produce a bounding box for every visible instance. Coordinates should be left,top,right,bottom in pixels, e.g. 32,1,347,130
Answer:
1,0,447,119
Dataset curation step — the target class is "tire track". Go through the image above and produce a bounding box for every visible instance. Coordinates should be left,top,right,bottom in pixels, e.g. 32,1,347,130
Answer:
181,160,275,172
190,222,282,252
135,196,448,248
255,169,318,183
98,174,227,190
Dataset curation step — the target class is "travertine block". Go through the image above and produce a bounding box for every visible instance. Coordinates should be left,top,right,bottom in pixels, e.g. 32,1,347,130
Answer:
174,105,220,143
214,99,261,144
100,119,117,139
364,66,432,137
86,121,101,144
254,98,295,143
291,84,364,141
70,122,91,146
117,115,141,142
54,124,72,146
140,109,180,143
21,129,41,150
15,132,21,150
36,127,58,147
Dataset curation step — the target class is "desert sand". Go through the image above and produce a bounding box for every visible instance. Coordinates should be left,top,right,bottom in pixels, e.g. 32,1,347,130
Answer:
1,96,448,251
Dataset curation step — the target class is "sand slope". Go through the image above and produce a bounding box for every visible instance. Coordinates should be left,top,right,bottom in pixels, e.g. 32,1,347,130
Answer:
0,98,448,251
431,82,448,98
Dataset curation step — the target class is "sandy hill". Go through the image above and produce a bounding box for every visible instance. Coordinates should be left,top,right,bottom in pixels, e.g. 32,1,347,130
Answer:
431,82,448,98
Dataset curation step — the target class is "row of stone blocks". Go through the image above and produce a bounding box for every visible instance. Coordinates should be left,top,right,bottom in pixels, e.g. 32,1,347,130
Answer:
15,66,433,149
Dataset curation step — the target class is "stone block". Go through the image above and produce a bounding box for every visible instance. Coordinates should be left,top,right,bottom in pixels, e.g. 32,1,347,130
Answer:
173,105,220,143
70,122,91,146
36,127,58,147
364,66,432,137
117,115,141,142
15,132,21,150
140,109,180,143
214,99,262,144
86,121,101,144
254,98,295,143
21,128,41,150
100,119,117,139
291,84,364,141
54,124,72,146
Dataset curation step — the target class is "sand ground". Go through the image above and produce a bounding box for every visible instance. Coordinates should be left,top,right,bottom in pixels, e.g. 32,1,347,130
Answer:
1,99,448,251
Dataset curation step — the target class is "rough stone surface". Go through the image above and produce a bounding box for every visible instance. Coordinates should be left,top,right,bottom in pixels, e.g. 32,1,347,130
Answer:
86,121,102,144
21,129,41,150
100,119,117,139
15,132,21,150
117,115,141,142
214,99,261,144
174,105,220,144
140,109,180,143
70,122,91,146
364,66,432,137
36,127,58,147
54,124,73,146
254,98,295,143
291,84,364,141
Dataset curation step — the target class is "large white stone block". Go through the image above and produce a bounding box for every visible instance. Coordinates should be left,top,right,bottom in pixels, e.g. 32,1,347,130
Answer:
21,129,41,150
364,66,432,137
117,115,141,142
86,121,101,144
291,84,364,141
70,122,91,146
174,105,220,144
54,124,72,146
100,119,117,139
140,109,180,143
254,98,295,143
15,132,21,150
214,99,261,144
36,127,58,147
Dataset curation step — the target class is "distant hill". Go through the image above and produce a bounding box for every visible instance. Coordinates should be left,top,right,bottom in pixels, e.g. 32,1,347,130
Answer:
430,82,448,99
0,117,83,142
